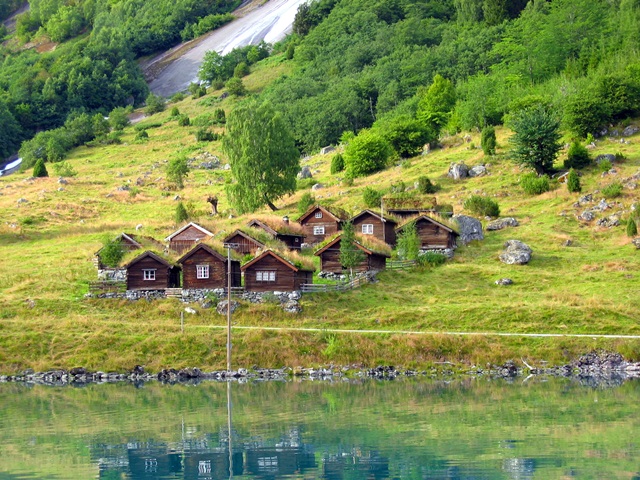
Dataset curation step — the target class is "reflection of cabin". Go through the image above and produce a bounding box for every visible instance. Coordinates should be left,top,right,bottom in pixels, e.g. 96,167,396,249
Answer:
297,204,348,244
165,222,214,254
323,450,389,480
177,244,240,289
247,218,304,250
314,235,389,273
241,250,313,292
184,451,243,478
350,210,398,247
395,215,459,249
127,445,182,478
223,229,266,255
125,251,180,290
246,447,316,477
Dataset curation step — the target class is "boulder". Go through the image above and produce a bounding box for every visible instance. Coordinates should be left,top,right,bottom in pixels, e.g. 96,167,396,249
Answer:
297,166,312,179
320,146,335,155
632,238,640,249
495,278,513,286
282,300,301,313
217,300,239,316
58,177,68,185
596,215,620,228
595,154,616,165
452,214,484,244
623,125,639,137
579,210,595,222
468,165,487,177
447,162,469,180
486,217,519,231
499,240,532,265
184,307,197,315
311,183,324,191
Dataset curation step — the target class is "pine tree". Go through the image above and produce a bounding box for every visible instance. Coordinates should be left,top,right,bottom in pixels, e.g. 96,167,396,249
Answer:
481,125,496,155
627,218,638,237
566,169,581,193
175,202,189,224
33,158,48,178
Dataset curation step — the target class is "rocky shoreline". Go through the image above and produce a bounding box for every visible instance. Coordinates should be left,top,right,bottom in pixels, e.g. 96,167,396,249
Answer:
1,352,639,387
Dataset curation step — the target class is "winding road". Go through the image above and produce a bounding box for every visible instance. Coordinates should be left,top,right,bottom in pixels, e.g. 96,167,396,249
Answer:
147,0,308,97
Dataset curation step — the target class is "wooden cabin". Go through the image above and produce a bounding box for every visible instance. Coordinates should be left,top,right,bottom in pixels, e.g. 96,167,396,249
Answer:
164,222,214,254
241,250,314,292
387,207,437,220
350,210,398,247
124,251,180,290
395,215,459,249
314,235,389,273
296,204,348,244
177,243,241,289
222,229,266,255
94,232,142,268
247,218,305,250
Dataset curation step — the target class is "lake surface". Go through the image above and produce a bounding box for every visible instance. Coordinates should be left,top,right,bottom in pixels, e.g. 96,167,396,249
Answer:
0,376,638,479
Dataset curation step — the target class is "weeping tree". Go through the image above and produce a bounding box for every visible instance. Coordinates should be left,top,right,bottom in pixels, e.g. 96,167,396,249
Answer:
223,99,299,213
339,221,365,278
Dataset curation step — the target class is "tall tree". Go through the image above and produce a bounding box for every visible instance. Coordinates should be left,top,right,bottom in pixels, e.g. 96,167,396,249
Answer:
416,74,456,137
339,222,365,278
509,105,561,175
223,100,299,213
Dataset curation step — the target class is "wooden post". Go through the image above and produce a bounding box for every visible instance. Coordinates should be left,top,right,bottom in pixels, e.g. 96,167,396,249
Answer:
227,244,232,373
180,311,184,333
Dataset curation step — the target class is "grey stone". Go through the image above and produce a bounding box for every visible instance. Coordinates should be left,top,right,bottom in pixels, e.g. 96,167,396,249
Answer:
452,214,484,244
282,300,301,313
58,177,68,185
288,291,301,301
297,166,313,179
468,165,487,177
200,300,214,309
595,154,616,165
486,217,519,231
579,210,595,221
499,240,532,265
57,187,65,192
623,125,639,137
116,185,130,191
593,199,612,212
184,307,197,315
495,278,513,286
217,300,239,315
596,215,620,228
447,162,469,180
632,238,640,249
311,183,324,191
320,146,335,155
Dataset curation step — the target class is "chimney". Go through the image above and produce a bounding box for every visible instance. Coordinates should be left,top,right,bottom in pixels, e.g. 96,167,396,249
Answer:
282,215,289,225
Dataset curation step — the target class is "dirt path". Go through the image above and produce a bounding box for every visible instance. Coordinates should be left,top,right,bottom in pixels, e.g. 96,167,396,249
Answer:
146,0,307,97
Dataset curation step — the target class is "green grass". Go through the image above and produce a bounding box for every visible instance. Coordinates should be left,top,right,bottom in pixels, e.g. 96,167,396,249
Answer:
0,56,639,373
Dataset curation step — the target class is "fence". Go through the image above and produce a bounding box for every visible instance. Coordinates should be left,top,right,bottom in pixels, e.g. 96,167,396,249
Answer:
301,275,371,294
88,280,127,293
386,260,417,269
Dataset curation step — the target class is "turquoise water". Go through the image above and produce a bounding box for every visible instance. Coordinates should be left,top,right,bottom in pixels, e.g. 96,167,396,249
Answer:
0,376,638,479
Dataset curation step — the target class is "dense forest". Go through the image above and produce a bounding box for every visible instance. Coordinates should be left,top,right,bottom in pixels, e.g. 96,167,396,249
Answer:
0,0,239,159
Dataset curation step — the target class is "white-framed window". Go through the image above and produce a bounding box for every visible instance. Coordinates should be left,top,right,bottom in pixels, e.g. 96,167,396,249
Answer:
256,271,276,282
196,264,209,279
362,224,374,235
143,269,156,281
295,237,300,243
315,211,323,218
313,225,325,235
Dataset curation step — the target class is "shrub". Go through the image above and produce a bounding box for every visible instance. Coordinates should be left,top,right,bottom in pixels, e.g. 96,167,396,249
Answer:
418,251,447,267
627,218,638,237
342,175,354,187
178,115,191,126
390,180,406,193
52,161,77,178
378,115,434,158
166,156,189,189
463,195,500,217
598,159,613,172
566,169,581,193
213,108,226,124
234,62,249,78
417,176,438,194
344,129,394,177
169,106,180,117
33,159,48,178
285,43,295,60
520,173,550,195
330,153,345,174
135,130,149,142
175,202,189,223
362,187,383,208
170,92,185,102
481,125,496,155
601,182,623,199
297,192,316,215
564,141,591,169
195,128,217,142
225,77,246,96
145,93,166,115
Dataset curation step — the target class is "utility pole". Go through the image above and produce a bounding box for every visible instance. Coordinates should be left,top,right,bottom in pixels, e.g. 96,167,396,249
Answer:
223,243,239,374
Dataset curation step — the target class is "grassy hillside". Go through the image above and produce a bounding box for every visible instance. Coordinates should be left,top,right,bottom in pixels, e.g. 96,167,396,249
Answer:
0,55,639,373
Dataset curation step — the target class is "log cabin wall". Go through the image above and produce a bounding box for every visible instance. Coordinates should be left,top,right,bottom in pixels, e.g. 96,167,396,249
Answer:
368,253,387,271
181,250,233,289
352,214,397,247
415,218,456,249
226,233,262,255
300,212,341,244
170,225,211,254
277,234,303,250
127,256,169,290
244,255,310,292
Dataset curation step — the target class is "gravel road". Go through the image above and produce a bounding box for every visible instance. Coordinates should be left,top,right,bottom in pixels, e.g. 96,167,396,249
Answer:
147,0,307,97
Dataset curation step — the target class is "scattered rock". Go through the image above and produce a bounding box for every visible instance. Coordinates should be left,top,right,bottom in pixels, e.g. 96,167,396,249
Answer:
447,162,469,180
220,92,229,100
311,183,324,191
17,198,28,204
495,278,513,286
58,177,68,185
184,307,197,315
282,300,301,313
595,154,616,165
452,214,484,244
499,240,532,265
562,239,573,247
596,215,620,228
632,238,640,249
297,166,313,179
593,199,613,212
57,187,65,192
468,165,487,177
200,299,214,309
173,195,181,201
579,210,595,222
25,299,35,309
135,177,144,186
135,224,143,231
623,125,639,137
486,217,519,231
116,185,130,191
320,146,335,155
216,300,239,316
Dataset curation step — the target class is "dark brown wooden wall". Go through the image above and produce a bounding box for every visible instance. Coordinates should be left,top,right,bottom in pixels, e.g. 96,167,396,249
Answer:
244,256,311,292
415,219,456,249
277,234,303,250
181,250,240,289
227,233,262,255
319,242,386,273
127,256,170,290
353,214,396,247
170,226,211,253
301,214,340,244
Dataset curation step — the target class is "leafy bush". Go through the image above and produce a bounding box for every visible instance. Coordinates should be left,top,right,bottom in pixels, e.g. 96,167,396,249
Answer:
362,187,383,208
463,195,500,217
598,159,613,172
564,141,591,169
520,173,550,195
52,161,77,177
170,92,185,102
33,159,48,178
330,153,345,174
145,94,166,115
175,202,189,224
344,129,393,177
296,178,315,190
627,218,638,237
169,106,180,117
108,107,131,131
566,169,581,193
234,62,249,78
195,128,218,142
601,182,623,199
225,77,246,96
418,251,447,267
377,115,433,158
166,156,189,189
297,192,316,215
481,125,496,155
417,176,438,194
213,108,226,124
390,180,406,193
135,130,149,142
178,115,191,126
100,238,125,268
134,122,163,131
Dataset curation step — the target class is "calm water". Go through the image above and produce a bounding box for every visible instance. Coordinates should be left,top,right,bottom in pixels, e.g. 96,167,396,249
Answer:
0,376,638,479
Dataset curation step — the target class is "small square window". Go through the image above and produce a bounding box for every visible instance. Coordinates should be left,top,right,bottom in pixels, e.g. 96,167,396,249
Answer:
196,265,209,279
313,226,325,235
362,224,374,235
143,269,156,281
315,211,323,218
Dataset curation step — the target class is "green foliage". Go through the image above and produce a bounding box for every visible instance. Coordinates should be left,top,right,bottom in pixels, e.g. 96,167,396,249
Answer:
601,182,623,199
175,202,189,224
223,99,299,213
225,77,246,96
375,115,434,158
417,176,438,194
509,105,561,175
285,43,295,60
330,153,345,174
627,218,638,237
362,187,383,209
563,89,610,138
108,107,131,131
195,128,217,142
145,94,166,115
566,169,581,193
199,43,269,84
417,74,456,137
52,161,77,178
396,221,420,261
234,62,249,78
99,237,125,268
134,129,149,142
293,0,337,36
297,192,316,215
0,100,23,159
463,195,500,217
390,180,406,193
169,106,180,118
213,108,226,125
418,251,447,267
598,159,613,172
520,173,550,195
344,129,393,178
339,221,365,277
177,115,190,127
564,141,591,169
481,125,496,155
180,13,234,41
32,159,48,178
166,156,189,189
170,92,186,103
